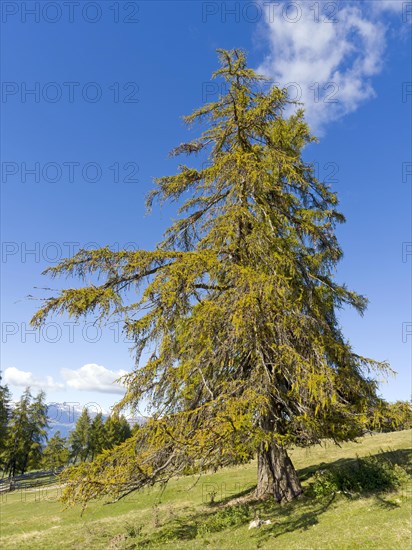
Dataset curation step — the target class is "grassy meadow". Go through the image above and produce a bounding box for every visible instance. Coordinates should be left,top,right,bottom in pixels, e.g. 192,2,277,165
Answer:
0,430,411,549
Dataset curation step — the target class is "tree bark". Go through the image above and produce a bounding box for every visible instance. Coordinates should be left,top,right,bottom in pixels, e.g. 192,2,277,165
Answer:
256,440,303,503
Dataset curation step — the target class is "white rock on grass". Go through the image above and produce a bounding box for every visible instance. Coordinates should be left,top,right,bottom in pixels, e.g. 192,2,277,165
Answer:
248,518,272,529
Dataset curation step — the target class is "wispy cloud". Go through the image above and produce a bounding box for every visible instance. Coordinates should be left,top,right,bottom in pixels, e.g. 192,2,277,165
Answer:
60,363,127,394
257,1,405,133
4,366,64,391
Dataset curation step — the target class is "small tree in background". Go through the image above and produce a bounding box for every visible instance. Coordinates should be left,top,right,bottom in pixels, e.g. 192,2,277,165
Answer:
68,409,92,463
26,390,49,472
2,389,31,477
2,388,48,476
104,413,132,450
32,50,389,507
90,412,107,460
42,431,69,471
0,373,11,469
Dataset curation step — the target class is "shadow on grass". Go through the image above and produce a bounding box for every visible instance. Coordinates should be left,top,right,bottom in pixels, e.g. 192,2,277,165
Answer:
252,493,337,545
299,447,412,480
136,493,336,547
374,494,401,509
135,447,411,547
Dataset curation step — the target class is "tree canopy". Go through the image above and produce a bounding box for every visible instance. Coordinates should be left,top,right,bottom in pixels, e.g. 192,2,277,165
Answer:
31,49,389,506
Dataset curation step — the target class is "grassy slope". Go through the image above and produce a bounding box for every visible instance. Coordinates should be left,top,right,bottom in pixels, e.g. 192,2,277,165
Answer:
0,430,411,549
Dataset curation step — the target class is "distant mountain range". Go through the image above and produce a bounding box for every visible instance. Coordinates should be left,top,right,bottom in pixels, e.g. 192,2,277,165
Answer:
46,405,106,438
8,401,145,439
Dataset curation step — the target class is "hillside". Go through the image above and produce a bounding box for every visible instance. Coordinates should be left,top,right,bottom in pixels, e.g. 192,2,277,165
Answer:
0,430,411,549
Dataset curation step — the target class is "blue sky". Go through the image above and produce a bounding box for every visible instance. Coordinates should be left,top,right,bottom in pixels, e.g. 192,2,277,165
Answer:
1,1,411,416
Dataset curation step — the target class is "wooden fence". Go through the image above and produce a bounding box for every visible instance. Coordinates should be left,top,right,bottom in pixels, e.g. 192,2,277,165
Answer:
0,468,64,493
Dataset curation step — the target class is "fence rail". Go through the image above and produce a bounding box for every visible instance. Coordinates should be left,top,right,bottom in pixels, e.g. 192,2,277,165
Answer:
0,469,64,492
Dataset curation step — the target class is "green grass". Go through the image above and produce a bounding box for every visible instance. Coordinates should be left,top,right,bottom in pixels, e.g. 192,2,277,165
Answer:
1,430,411,549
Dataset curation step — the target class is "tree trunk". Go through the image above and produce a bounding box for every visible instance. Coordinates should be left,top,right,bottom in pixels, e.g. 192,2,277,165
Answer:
256,440,303,503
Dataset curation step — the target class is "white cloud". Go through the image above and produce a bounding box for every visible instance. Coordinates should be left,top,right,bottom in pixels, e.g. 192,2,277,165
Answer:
4,367,64,391
257,1,393,133
4,363,128,395
372,0,405,13
60,363,127,394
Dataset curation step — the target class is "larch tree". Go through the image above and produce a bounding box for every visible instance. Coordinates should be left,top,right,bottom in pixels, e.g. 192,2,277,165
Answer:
89,413,107,460
41,431,69,471
25,390,49,472
2,388,48,476
0,373,11,467
104,413,132,450
2,388,32,477
31,50,388,507
68,409,92,464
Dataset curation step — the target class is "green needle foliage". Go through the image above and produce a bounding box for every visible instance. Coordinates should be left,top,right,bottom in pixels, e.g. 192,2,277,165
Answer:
2,388,48,477
0,373,11,464
31,50,389,507
104,413,132,449
41,431,69,471
68,408,92,464
90,412,107,461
